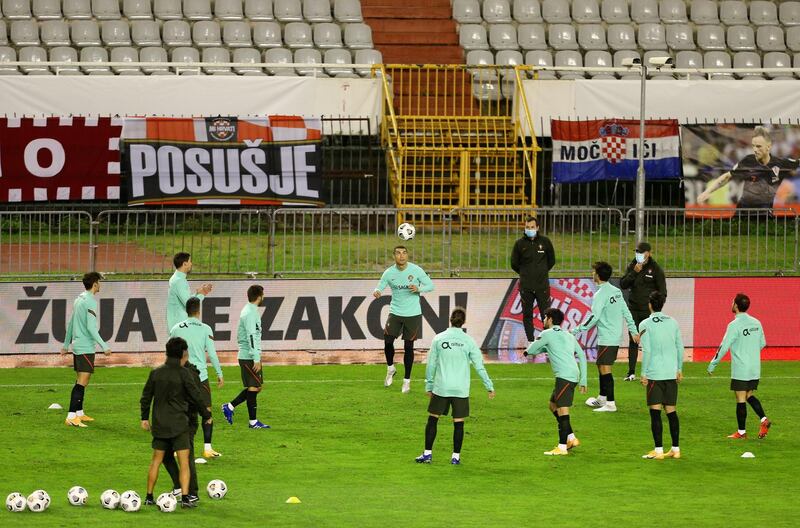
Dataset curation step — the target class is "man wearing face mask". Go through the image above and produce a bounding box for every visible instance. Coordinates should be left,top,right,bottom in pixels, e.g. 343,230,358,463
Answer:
620,242,667,381
511,216,556,342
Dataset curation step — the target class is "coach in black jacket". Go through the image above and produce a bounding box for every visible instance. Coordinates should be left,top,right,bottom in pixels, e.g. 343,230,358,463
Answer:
619,241,667,380
510,216,556,342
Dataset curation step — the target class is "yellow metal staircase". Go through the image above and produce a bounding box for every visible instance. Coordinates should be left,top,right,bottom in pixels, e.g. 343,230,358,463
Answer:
376,65,539,213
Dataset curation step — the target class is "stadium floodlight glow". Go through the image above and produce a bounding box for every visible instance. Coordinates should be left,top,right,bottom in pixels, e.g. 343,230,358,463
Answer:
621,57,642,67
647,56,674,68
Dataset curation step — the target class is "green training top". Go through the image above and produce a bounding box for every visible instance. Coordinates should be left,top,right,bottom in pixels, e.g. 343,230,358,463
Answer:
374,262,434,317
425,327,494,398
63,291,109,355
573,281,638,345
638,312,684,381
707,313,766,381
167,270,205,331
237,302,262,361
170,317,222,382
525,327,588,386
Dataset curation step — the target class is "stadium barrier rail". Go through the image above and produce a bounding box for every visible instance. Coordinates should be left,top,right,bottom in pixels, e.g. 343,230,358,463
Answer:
0,210,93,279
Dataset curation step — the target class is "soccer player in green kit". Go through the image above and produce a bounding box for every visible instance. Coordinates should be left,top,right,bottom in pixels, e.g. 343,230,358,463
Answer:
373,245,434,393
638,292,684,460
170,297,224,459
167,252,213,331
222,285,270,429
60,272,111,428
415,307,494,465
572,261,639,413
707,293,772,439
525,308,587,456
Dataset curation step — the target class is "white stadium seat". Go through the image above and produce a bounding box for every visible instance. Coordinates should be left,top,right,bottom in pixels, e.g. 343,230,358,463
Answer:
171,45,200,69
154,0,182,20
71,20,101,47
720,1,748,26
514,0,542,23
294,47,322,75
79,45,108,72
578,24,606,50
232,47,261,74
183,0,212,20
788,27,800,52
323,48,353,76
733,51,763,79
0,47,20,74
572,0,601,23
10,19,38,45
101,20,132,46
542,0,570,23
483,0,512,24
518,24,547,50
780,2,800,26
50,45,79,72
584,49,614,78
608,24,637,50
202,47,231,73
601,0,629,23
264,47,295,75
131,20,161,46
63,0,91,19
495,48,523,77
253,21,282,48
3,0,32,19
467,49,496,80
453,0,481,24
638,22,667,50
245,0,273,20
193,20,222,47
215,0,244,20
763,51,793,78
303,0,332,22
344,22,372,49
140,45,169,73
666,24,695,51
555,50,584,79
697,25,726,50
33,0,61,19
123,0,153,19
110,46,140,72
41,20,70,46
631,0,658,23
690,0,719,25
613,49,641,78
0,21,7,45
489,23,519,50
354,48,382,76
20,45,48,72
658,0,687,23
460,24,488,50
334,0,362,22
675,50,704,78
223,21,253,47
727,25,756,51
163,20,192,46
525,50,557,79
548,23,578,50
749,1,778,26
757,26,785,52
284,21,312,48
703,50,733,79
274,0,303,22
313,22,343,48
92,0,120,19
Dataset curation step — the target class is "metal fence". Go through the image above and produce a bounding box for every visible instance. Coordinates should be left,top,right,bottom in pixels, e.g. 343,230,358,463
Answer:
0,211,93,278
0,207,796,279
94,209,272,277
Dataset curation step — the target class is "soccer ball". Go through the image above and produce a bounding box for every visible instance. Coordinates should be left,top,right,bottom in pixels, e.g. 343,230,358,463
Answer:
5,492,26,512
26,490,50,513
397,222,415,241
206,479,228,500
156,492,177,512
100,489,120,509
67,486,88,506
119,490,141,512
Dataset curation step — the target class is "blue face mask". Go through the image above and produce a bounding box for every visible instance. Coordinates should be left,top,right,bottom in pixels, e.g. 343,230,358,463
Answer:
525,229,537,238
635,252,646,264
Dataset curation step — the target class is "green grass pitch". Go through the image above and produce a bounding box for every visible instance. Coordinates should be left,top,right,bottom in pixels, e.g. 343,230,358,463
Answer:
1,361,798,527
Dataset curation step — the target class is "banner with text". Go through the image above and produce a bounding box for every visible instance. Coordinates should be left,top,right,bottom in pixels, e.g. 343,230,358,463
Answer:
122,116,324,206
0,117,122,203
682,124,800,216
551,118,681,183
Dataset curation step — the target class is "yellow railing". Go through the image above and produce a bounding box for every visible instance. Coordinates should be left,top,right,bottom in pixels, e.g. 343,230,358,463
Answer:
376,64,539,213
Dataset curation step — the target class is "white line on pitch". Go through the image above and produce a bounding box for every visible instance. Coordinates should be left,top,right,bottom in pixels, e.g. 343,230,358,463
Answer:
1,375,799,389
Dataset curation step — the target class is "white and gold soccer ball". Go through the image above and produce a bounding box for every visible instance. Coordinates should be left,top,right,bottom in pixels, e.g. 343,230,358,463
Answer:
156,492,177,512
100,489,120,509
119,490,141,512
206,479,228,500
67,486,88,506
26,490,50,513
6,492,26,512
397,222,416,241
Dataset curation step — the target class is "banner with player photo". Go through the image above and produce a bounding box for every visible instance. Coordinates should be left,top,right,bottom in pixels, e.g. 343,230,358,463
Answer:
682,124,800,216
0,117,122,203
122,116,324,206
551,118,681,183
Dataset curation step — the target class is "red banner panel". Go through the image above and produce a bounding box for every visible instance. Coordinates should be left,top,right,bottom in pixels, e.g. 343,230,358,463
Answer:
0,117,122,202
693,277,800,360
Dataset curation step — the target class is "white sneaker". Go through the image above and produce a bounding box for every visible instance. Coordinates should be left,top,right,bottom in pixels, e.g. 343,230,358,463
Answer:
401,379,411,393
384,365,397,387
594,402,617,412
624,374,636,382
194,457,208,464
585,397,604,408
